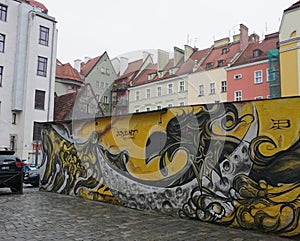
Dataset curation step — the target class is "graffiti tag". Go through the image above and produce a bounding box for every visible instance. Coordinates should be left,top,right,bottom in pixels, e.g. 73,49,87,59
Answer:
116,129,139,139
271,119,291,130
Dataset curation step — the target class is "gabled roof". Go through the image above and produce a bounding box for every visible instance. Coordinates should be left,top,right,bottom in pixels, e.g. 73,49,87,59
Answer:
284,1,300,12
21,0,48,13
199,42,241,71
54,92,77,121
56,60,83,82
114,59,144,85
231,32,279,66
80,54,104,77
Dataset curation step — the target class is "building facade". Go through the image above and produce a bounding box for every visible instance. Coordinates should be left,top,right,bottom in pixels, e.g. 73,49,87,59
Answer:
279,1,300,97
226,33,279,102
0,0,57,164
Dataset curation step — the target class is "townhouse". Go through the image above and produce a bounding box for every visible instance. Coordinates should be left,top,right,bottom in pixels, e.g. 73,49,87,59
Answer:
226,32,279,101
279,1,300,97
55,59,83,96
74,52,117,116
0,0,57,164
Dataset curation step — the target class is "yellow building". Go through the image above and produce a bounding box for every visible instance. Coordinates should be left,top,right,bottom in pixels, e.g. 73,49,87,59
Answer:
279,1,300,96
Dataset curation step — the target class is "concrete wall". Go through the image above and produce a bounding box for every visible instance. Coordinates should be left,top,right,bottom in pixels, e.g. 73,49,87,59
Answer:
40,97,300,238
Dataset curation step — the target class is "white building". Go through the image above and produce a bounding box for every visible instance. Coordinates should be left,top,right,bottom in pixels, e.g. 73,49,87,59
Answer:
0,0,57,164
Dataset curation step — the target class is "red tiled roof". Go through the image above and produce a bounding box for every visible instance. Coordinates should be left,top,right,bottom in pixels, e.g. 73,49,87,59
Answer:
176,48,210,75
123,59,143,75
54,92,77,121
284,1,300,12
114,59,144,85
21,0,48,13
199,42,241,71
231,33,279,66
80,55,103,77
56,61,83,82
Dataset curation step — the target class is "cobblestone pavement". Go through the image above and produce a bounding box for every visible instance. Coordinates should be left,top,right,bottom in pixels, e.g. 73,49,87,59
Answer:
0,185,298,241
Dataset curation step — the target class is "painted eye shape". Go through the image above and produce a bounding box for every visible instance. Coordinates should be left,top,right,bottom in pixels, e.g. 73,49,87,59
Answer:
222,160,231,172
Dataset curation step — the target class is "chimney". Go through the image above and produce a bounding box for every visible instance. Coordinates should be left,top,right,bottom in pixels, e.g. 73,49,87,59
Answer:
249,33,260,42
157,49,169,71
239,24,249,51
184,45,194,62
174,47,184,66
84,57,91,63
74,59,81,72
119,57,129,75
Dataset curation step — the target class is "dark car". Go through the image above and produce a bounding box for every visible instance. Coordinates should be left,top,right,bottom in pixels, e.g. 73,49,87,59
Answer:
0,149,24,194
24,168,40,187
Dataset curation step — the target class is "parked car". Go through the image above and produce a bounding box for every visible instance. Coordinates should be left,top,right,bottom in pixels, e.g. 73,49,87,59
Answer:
0,149,24,194
23,167,40,187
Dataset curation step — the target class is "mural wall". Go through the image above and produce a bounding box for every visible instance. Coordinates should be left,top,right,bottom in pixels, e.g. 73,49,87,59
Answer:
41,97,300,238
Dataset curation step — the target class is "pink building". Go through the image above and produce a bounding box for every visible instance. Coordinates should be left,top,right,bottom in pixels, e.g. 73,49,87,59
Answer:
226,32,279,102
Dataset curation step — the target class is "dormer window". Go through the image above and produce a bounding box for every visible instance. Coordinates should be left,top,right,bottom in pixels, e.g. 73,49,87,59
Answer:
206,62,213,69
148,73,155,80
217,60,225,67
221,48,228,55
253,49,262,58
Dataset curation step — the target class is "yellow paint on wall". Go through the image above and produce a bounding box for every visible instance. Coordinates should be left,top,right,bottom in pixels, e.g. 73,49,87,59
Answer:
280,42,299,96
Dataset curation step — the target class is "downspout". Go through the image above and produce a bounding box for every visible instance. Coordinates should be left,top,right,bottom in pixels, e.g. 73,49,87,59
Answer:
47,21,56,121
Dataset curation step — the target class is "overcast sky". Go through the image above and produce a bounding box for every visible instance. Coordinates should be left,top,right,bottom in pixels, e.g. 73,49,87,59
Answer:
41,0,296,64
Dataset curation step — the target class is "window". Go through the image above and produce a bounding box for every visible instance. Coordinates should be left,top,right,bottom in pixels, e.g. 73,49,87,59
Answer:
234,91,242,101
34,90,45,110
254,70,263,84
10,135,17,151
103,96,108,104
146,107,150,111
217,60,225,67
0,4,7,22
168,103,173,107
100,67,105,74
168,83,173,94
100,82,104,88
37,56,48,76
33,122,43,141
221,81,227,92
157,86,161,96
95,94,100,101
146,88,151,99
12,112,17,125
106,68,110,76
135,91,140,101
0,33,5,52
234,74,242,80
221,48,228,55
210,83,216,94
253,49,262,58
135,109,139,113
255,96,263,100
96,81,100,88
157,105,162,110
199,85,204,96
39,26,49,46
179,81,185,92
0,66,3,87
206,62,213,69
179,102,185,106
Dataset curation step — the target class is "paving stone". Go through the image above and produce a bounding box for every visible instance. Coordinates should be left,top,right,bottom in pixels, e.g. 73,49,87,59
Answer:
0,185,297,240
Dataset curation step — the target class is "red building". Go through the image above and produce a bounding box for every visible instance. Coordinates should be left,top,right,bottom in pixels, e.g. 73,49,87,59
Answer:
226,32,279,102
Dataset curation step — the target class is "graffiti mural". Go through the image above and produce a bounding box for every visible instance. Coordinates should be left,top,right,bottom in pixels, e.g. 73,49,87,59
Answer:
41,97,300,238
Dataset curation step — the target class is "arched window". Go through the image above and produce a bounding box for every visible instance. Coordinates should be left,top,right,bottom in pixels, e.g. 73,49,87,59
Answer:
253,49,262,58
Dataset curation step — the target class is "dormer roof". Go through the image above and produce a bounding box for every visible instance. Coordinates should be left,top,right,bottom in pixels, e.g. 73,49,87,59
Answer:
21,0,48,13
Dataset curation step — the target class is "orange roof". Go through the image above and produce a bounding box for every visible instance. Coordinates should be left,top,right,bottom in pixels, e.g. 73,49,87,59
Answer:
56,61,83,82
54,92,77,121
80,55,103,77
231,33,279,66
21,0,48,13
114,59,144,85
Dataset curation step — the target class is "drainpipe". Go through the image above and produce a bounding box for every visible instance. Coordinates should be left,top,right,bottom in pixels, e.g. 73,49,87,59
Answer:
47,21,56,121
